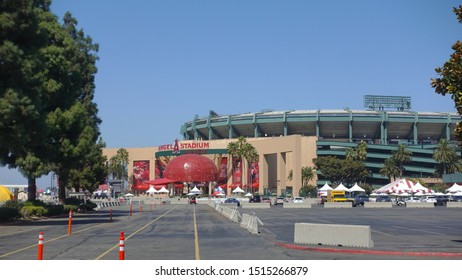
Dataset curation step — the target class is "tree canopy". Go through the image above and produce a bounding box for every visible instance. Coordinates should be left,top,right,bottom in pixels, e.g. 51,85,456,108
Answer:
0,0,105,201
313,156,370,186
431,5,462,141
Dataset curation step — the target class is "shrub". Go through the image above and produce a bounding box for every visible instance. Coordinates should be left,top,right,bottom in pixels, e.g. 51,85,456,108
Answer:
63,204,78,213
64,197,81,206
45,204,65,216
0,207,20,222
20,205,48,219
2,200,24,210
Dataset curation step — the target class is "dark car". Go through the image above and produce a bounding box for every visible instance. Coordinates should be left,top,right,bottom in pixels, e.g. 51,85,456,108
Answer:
249,195,261,203
262,197,271,205
451,195,462,202
189,197,197,204
375,195,391,202
353,195,369,207
435,195,449,206
224,198,241,206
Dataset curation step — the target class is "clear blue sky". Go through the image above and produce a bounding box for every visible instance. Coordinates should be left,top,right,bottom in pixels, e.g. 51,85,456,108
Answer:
1,0,461,187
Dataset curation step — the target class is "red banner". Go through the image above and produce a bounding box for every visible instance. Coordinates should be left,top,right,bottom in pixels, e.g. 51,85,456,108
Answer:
133,161,150,190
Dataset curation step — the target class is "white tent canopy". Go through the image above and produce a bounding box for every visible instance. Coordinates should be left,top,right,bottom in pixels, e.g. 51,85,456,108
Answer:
157,186,169,194
232,186,245,193
319,183,333,191
189,186,202,194
146,186,158,194
412,182,428,192
349,183,365,192
446,183,462,193
334,183,349,191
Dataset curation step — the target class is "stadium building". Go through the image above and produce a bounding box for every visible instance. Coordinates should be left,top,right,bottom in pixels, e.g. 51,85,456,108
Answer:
103,96,462,197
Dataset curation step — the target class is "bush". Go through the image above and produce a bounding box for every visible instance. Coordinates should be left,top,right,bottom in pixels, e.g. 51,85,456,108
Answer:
45,204,64,216
20,205,48,219
2,200,24,210
64,197,81,206
0,207,20,222
63,204,78,213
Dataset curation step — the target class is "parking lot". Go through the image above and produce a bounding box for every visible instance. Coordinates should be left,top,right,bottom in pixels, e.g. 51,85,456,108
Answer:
1,202,461,260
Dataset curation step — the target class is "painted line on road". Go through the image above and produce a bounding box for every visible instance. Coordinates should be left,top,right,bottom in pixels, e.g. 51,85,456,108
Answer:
392,225,447,236
0,224,102,258
275,242,462,258
0,226,49,238
95,206,178,260
193,205,200,260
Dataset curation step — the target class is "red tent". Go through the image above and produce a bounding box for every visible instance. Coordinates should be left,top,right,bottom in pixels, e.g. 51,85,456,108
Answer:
143,178,178,185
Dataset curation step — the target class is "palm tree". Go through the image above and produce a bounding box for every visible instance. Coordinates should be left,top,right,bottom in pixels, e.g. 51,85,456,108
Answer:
301,166,316,186
380,157,400,182
356,141,368,161
345,141,367,161
391,144,412,178
288,166,316,187
433,139,460,175
227,136,259,192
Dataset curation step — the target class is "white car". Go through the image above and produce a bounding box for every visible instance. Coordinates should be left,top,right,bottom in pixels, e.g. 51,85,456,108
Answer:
404,197,421,206
422,196,437,203
292,197,304,203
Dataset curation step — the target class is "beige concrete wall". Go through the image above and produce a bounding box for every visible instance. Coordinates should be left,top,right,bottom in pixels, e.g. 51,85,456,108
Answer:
102,135,318,195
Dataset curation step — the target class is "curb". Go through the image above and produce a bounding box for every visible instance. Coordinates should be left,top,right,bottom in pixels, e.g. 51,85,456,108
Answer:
275,242,462,258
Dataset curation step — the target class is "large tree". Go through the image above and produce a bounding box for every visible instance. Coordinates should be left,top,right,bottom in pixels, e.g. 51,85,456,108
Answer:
380,157,401,182
0,0,57,200
391,144,412,178
345,141,368,161
0,0,103,201
433,139,462,176
431,6,462,141
313,156,370,186
108,148,129,183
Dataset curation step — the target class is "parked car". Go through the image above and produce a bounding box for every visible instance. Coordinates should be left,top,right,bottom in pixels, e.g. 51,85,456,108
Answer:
292,197,304,203
249,195,261,203
224,198,240,206
275,197,285,205
189,196,197,204
422,196,437,204
435,195,449,206
262,197,271,204
404,196,421,206
451,195,462,202
375,195,391,202
353,195,369,207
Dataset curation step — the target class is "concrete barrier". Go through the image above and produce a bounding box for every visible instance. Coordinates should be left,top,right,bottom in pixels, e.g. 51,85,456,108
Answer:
283,203,312,208
323,202,352,208
241,203,271,209
447,202,462,208
240,214,263,234
240,213,251,229
364,202,393,208
405,202,434,208
294,223,374,248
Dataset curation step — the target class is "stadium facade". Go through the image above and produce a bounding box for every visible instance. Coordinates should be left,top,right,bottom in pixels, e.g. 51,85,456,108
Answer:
103,108,462,197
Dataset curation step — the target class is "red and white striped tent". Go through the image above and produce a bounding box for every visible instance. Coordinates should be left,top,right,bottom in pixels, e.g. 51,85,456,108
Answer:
374,178,415,194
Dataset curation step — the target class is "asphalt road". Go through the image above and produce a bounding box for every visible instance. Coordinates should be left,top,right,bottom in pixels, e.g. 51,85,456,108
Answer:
1,202,462,260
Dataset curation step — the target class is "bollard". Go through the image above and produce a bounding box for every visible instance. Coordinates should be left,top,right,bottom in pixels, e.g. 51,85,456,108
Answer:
110,207,113,222
140,204,143,214
119,231,125,260
37,232,44,260
129,203,132,216
68,209,73,235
